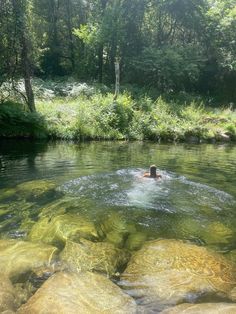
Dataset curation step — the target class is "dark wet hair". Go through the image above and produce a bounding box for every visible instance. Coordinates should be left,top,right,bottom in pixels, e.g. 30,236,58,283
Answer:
150,165,157,178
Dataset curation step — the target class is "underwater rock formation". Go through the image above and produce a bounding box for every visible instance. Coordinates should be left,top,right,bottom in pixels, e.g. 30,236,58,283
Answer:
0,239,58,280
161,302,236,313
99,212,136,248
60,239,129,276
0,275,17,312
121,239,236,309
17,271,137,314
0,180,57,203
28,213,98,247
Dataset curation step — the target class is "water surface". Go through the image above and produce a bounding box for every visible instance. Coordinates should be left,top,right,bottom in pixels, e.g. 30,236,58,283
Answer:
0,140,236,311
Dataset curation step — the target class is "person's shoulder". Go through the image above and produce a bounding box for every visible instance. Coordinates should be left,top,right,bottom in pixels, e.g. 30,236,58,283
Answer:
143,172,150,178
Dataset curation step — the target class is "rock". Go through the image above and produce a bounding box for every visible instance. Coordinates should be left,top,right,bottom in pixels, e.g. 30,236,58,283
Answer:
60,239,130,276
38,197,81,219
16,180,57,201
0,239,58,280
0,188,16,202
0,180,57,203
125,232,147,251
121,239,236,310
216,132,231,142
174,218,234,246
161,302,236,313
202,221,234,245
17,271,137,314
28,213,98,247
105,231,125,248
99,212,136,248
0,275,17,312
226,249,236,263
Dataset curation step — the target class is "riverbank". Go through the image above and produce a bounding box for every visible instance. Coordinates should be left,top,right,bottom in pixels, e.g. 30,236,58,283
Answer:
0,82,235,143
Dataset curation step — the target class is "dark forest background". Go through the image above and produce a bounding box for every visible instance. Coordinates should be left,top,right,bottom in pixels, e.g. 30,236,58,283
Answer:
1,0,236,107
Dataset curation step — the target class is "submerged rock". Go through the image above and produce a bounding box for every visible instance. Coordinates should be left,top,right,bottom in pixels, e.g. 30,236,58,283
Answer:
60,239,130,276
38,197,82,219
99,212,136,248
174,218,234,246
0,239,58,280
226,249,236,264
202,221,234,245
0,275,17,312
162,302,236,313
0,188,16,202
17,271,137,314
0,180,57,203
28,213,98,247
121,239,236,310
16,180,57,201
125,232,147,251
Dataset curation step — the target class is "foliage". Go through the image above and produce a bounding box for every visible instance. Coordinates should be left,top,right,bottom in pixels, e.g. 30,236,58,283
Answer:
1,0,236,103
0,101,47,138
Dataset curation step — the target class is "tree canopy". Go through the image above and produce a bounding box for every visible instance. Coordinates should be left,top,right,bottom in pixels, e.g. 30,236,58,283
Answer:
0,0,236,110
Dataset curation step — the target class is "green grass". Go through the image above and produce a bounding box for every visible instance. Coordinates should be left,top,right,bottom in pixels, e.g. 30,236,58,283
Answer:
0,81,236,142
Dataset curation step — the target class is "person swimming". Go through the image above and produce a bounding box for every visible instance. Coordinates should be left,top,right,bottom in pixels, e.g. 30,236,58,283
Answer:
143,165,162,179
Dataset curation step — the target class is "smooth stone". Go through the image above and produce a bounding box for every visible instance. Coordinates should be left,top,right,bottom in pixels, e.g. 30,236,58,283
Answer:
0,239,58,280
28,213,98,246
161,302,236,313
121,239,236,310
0,275,17,312
60,239,130,276
17,271,137,314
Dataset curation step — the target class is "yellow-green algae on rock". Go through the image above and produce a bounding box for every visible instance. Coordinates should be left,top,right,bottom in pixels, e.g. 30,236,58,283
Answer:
16,180,57,200
17,271,137,314
38,197,82,219
60,239,130,276
0,275,17,312
202,221,234,245
174,217,234,245
0,180,57,203
99,212,137,248
0,239,58,280
161,302,236,313
28,213,98,246
121,239,236,309
125,232,147,251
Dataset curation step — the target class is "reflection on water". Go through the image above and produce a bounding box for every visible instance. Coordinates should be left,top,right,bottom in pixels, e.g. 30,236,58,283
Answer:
0,140,236,312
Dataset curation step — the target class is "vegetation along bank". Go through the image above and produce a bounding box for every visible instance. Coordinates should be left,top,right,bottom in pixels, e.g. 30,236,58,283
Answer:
0,80,235,143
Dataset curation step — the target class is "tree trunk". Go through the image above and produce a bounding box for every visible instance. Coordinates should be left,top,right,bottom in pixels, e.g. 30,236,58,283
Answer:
12,0,35,112
98,45,104,83
114,58,120,100
65,0,75,71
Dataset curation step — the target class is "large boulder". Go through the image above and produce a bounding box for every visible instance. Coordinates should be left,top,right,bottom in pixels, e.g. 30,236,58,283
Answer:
17,271,137,314
0,275,17,312
28,213,98,247
161,302,236,313
60,239,129,276
121,239,236,310
0,239,58,280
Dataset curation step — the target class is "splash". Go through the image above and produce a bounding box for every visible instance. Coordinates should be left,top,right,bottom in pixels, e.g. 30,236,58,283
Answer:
59,169,235,215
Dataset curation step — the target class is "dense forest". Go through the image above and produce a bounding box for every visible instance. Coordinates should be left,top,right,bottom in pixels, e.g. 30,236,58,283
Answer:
0,0,235,141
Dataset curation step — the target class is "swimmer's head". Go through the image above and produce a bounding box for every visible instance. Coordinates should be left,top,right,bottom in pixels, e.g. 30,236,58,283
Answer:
150,165,157,178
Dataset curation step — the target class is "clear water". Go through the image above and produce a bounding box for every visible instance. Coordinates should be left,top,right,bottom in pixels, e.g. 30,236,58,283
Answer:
0,140,236,311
